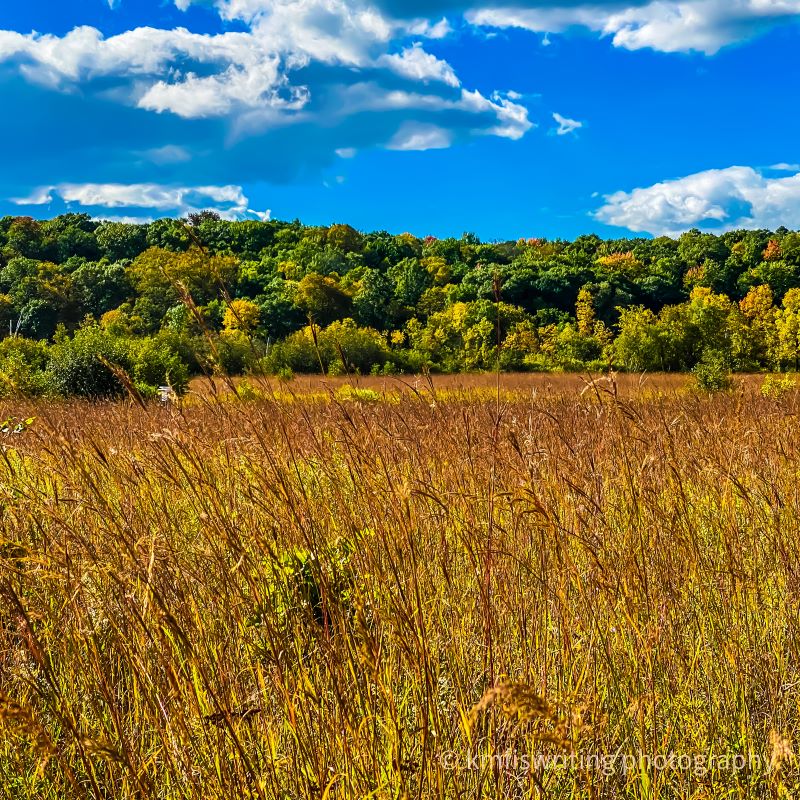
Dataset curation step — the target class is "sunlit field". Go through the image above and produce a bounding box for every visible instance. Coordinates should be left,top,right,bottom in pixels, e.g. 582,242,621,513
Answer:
2,373,800,799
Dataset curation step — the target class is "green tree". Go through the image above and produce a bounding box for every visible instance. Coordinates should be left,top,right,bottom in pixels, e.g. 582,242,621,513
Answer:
96,223,148,261
72,260,132,317
5,217,47,259
295,273,352,325
128,247,239,330
353,269,393,329
389,258,431,309
612,306,666,372
146,219,193,252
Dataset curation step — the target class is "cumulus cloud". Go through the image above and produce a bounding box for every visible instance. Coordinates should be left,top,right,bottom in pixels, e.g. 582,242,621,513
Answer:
0,26,277,91
595,165,800,236
388,122,452,149
552,111,582,135
468,0,800,54
0,0,530,163
328,81,530,132
141,145,193,165
139,62,308,119
11,182,270,220
380,42,460,86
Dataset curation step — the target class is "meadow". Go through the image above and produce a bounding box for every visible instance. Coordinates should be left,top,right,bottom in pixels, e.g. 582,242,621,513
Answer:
1,372,799,799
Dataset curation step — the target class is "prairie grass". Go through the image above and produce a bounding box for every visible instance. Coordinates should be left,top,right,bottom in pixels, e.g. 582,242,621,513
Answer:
1,373,799,798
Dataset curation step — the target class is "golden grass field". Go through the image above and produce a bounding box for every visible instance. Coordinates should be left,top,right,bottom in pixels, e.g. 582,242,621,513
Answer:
1,372,799,799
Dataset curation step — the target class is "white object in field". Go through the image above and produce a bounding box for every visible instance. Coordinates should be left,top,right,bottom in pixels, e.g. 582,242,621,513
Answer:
158,386,175,404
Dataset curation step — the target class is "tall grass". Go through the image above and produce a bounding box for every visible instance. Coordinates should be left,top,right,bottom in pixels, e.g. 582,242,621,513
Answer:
1,376,799,798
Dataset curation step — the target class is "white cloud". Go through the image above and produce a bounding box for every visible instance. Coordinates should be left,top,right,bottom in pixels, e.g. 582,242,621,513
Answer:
407,17,452,38
0,0,536,182
0,26,276,89
595,165,800,235
95,215,156,225
331,83,532,140
178,0,451,49
462,89,533,140
380,43,460,86
139,61,309,119
0,1,529,145
552,111,582,135
335,147,358,157
141,145,193,165
11,186,56,205
11,182,269,220
388,122,452,150
468,1,800,55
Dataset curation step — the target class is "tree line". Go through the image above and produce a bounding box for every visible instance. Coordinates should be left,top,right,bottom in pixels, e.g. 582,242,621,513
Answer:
1,211,800,397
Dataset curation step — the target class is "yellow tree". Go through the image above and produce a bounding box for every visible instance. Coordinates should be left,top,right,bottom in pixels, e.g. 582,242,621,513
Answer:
595,251,645,279
421,256,451,286
223,298,261,334
576,287,595,336
129,247,238,304
776,288,800,370
732,284,777,369
575,287,611,350
686,286,734,354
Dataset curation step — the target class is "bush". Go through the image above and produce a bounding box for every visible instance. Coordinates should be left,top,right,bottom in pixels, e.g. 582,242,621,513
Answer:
0,337,51,397
693,349,733,392
265,329,321,374
129,336,190,394
267,319,390,374
46,325,133,399
761,373,796,399
217,329,260,375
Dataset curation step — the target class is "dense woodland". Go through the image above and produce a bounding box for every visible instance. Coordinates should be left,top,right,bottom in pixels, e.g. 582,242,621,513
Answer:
2,211,800,396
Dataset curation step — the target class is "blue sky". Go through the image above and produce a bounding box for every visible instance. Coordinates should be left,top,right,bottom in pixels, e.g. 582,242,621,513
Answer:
1,0,799,240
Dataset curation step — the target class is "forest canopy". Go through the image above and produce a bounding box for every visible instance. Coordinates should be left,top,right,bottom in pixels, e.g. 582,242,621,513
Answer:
2,211,800,397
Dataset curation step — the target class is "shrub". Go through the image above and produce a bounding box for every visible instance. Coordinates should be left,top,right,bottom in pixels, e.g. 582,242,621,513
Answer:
267,320,390,374
0,337,51,397
761,373,796,399
129,336,190,394
217,330,260,375
266,329,321,374
46,324,133,398
693,349,733,392
250,540,356,632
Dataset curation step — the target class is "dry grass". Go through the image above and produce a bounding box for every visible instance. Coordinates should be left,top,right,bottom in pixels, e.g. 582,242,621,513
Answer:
1,374,799,798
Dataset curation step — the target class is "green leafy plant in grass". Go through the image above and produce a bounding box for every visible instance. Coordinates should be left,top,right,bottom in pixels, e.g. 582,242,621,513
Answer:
761,373,796,399
236,378,264,401
335,385,381,403
250,538,357,635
